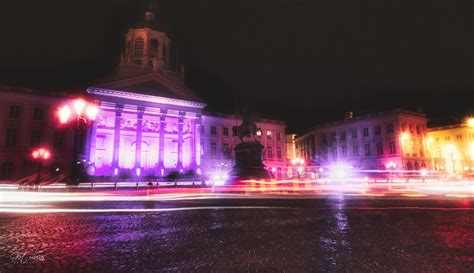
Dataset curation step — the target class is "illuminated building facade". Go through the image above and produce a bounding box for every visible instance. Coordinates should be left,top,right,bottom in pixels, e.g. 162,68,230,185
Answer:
427,121,474,175
200,113,287,179
84,7,287,179
0,85,77,180
285,134,297,160
296,110,431,173
0,6,287,181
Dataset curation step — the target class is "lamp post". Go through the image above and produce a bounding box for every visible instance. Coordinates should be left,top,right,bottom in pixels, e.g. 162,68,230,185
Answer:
58,99,99,184
291,158,305,180
32,148,50,187
385,161,397,182
466,117,474,175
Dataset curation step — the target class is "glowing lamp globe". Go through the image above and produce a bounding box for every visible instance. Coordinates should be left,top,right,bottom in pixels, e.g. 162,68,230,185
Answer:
466,118,474,128
74,99,86,115
58,105,71,124
86,105,99,120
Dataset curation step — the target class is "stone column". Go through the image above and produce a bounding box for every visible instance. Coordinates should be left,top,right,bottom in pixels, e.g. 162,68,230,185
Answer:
194,114,202,169
157,109,167,171
112,104,124,170
134,106,145,172
177,111,185,170
87,120,98,164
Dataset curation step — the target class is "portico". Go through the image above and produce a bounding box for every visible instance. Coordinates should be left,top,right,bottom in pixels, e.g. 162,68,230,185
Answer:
86,86,206,177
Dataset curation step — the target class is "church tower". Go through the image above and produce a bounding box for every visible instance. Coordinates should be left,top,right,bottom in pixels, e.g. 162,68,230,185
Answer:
124,0,172,71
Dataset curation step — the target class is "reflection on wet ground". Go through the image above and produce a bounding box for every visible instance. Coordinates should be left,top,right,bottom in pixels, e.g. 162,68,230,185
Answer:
0,198,473,272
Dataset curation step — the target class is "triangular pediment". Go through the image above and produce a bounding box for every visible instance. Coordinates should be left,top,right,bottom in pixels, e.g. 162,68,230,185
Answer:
92,65,204,103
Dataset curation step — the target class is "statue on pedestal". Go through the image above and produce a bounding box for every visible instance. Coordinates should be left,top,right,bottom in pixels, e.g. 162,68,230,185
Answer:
229,108,271,183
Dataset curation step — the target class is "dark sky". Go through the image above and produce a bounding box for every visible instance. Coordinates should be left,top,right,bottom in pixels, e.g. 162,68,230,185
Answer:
0,0,473,132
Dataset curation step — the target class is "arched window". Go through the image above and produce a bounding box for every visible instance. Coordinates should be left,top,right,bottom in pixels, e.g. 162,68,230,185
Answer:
134,37,144,57
406,162,413,170
414,162,420,170
150,39,159,57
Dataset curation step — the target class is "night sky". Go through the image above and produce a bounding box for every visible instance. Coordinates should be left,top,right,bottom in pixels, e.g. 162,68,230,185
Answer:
0,0,473,132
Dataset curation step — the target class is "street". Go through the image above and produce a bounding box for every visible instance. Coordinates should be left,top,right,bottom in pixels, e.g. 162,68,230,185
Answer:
0,192,473,272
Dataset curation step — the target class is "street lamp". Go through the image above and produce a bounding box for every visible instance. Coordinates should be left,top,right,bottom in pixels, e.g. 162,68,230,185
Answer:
291,158,305,179
58,99,99,184
32,148,50,186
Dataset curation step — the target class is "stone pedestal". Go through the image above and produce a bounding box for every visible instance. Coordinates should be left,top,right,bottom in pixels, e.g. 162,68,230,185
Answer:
229,141,271,184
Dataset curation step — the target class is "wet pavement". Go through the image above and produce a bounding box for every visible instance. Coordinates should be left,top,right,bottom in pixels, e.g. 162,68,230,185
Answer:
0,197,473,272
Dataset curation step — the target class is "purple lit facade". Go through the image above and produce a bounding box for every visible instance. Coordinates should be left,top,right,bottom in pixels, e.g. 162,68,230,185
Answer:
87,87,205,177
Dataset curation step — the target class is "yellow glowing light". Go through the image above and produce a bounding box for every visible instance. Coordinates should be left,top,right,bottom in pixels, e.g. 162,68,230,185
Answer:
401,132,409,141
427,137,434,143
466,117,474,128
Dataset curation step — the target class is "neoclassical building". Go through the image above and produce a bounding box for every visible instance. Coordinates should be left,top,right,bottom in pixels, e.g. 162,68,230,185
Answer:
0,5,287,181
296,110,431,173
84,6,287,178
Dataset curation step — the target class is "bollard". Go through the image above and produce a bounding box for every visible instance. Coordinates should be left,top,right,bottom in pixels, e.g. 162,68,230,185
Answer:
136,182,139,190
114,182,118,190
91,182,94,190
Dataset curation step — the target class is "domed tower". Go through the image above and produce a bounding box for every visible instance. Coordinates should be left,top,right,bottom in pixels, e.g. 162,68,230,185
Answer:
124,0,172,71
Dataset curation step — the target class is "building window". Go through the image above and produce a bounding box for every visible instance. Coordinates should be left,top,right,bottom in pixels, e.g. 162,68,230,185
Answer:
267,131,272,140
223,142,230,155
210,141,217,156
149,39,159,57
341,144,347,157
374,125,381,135
445,136,450,141
268,146,273,158
409,125,414,133
8,105,21,119
201,125,204,133
276,132,281,141
30,130,42,147
331,147,337,159
33,107,45,121
376,142,383,155
340,132,346,141
387,123,394,133
416,125,421,134
330,132,336,142
351,129,357,139
223,127,229,136
363,128,369,137
134,37,145,57
210,126,217,135
353,144,359,156
364,143,371,156
5,128,17,148
389,140,396,154
54,131,65,150
0,162,13,180
456,134,463,140
277,145,282,159
256,130,262,137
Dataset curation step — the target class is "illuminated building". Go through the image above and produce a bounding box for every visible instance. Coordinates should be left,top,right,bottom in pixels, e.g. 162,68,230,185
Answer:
285,134,297,160
0,85,78,180
427,119,474,175
296,110,431,173
0,5,287,181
